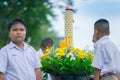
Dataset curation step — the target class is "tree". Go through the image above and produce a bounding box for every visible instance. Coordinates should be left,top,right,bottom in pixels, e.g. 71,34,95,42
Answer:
0,0,73,49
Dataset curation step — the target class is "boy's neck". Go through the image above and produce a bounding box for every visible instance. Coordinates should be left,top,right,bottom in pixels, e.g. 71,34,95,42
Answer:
13,41,24,50
97,33,108,41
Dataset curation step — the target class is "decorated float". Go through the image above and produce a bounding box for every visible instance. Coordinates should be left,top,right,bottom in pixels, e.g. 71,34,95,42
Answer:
40,5,94,80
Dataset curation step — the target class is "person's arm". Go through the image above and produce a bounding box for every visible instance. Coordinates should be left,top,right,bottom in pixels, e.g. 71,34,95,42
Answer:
116,73,120,80
94,68,101,80
35,68,42,80
0,72,4,80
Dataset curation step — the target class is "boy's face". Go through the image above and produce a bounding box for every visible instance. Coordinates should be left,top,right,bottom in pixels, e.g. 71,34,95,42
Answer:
42,44,53,53
94,29,100,41
92,34,97,43
9,23,26,43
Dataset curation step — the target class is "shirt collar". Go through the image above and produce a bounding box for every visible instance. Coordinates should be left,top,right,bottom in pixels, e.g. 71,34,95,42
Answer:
98,35,109,41
94,36,109,48
95,35,109,43
8,41,29,50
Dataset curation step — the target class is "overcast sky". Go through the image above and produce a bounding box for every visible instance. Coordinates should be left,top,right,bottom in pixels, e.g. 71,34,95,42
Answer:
52,0,120,50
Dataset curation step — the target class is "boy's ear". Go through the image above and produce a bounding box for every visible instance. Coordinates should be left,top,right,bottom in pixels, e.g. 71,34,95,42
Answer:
107,32,110,35
95,29,99,34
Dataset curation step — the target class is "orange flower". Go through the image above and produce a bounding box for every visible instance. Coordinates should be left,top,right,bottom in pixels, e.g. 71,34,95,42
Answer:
60,40,66,48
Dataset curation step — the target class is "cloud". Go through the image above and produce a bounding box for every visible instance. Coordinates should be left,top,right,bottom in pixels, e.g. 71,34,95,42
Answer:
74,0,120,17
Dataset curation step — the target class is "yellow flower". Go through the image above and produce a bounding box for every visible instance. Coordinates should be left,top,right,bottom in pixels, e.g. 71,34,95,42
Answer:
40,53,49,60
70,48,81,53
56,52,65,58
77,50,87,58
55,48,66,58
88,52,94,61
45,48,51,53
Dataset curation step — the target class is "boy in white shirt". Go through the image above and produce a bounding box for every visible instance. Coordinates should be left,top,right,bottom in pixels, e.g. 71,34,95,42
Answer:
92,19,120,80
0,19,42,80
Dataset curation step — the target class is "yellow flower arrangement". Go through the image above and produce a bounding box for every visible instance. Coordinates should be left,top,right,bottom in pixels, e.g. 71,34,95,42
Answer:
40,46,94,76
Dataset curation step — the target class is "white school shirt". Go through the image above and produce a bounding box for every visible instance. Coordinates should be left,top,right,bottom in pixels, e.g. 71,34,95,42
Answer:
92,36,120,75
0,41,41,80
37,48,43,58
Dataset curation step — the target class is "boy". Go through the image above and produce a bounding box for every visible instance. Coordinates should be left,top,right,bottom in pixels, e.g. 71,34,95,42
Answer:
0,19,42,80
37,37,53,57
37,37,53,80
92,19,120,80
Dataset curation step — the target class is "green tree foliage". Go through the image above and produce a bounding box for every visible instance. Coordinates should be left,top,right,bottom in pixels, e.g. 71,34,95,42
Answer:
0,0,73,49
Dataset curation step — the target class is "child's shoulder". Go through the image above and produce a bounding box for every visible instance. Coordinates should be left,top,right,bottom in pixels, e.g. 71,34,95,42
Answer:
24,42,36,51
0,44,10,52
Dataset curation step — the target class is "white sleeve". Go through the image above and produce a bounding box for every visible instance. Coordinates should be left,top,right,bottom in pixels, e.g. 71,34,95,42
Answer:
92,43,104,69
0,48,8,73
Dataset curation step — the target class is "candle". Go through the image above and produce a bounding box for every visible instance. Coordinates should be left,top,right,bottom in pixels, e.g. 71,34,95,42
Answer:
65,5,73,48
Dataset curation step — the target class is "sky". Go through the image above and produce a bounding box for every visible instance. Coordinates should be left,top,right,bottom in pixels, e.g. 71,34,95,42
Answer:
51,0,120,50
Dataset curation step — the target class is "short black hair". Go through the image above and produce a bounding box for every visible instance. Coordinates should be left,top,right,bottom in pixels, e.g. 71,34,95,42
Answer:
8,19,26,31
41,38,53,48
94,19,110,34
